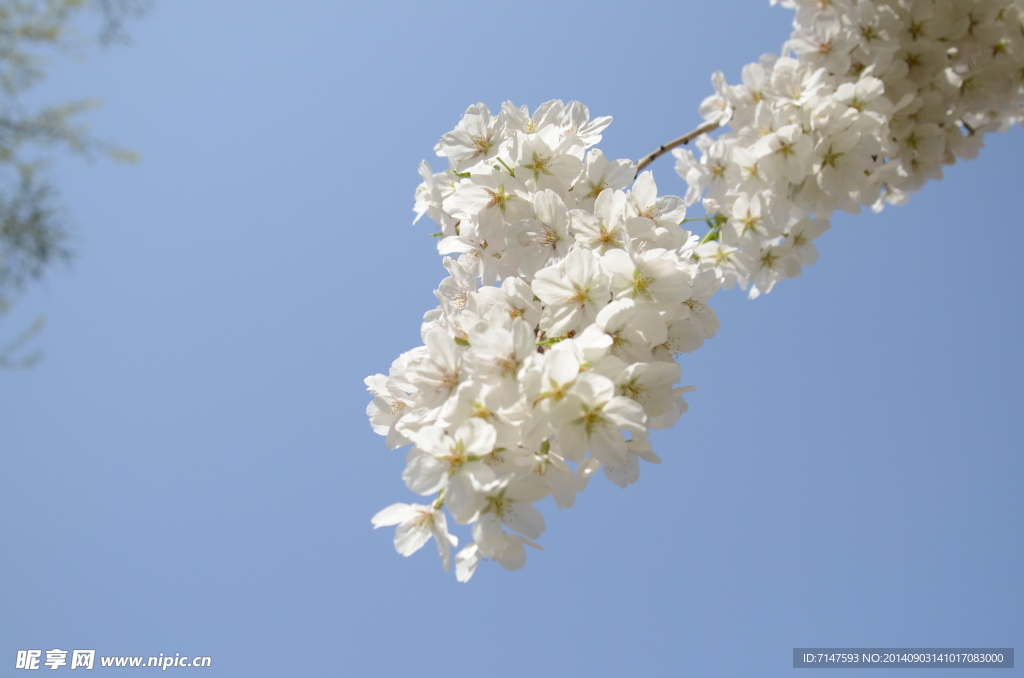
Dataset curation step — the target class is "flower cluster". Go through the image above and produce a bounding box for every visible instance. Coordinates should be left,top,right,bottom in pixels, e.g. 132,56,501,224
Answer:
367,0,1024,581
367,101,722,580
676,0,1024,297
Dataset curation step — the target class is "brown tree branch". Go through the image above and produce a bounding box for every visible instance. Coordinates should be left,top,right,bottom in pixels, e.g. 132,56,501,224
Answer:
635,119,723,175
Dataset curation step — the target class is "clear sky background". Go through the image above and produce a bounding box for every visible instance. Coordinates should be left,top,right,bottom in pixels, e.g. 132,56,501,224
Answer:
1,1,1021,676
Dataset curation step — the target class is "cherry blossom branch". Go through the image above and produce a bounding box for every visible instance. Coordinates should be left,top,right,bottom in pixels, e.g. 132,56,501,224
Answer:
635,119,722,174
371,0,1024,582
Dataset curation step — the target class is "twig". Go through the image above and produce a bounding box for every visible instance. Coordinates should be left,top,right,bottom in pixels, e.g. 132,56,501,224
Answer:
0,313,45,369
635,119,723,174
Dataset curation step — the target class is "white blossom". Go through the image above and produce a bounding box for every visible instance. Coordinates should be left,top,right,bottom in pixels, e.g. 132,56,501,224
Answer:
369,0,1023,578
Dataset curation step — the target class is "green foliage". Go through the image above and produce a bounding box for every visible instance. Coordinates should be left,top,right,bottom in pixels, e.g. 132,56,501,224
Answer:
0,164,66,292
0,0,147,367
0,0,146,356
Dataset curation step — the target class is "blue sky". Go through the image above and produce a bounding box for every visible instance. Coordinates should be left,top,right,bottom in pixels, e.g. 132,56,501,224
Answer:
1,1,1021,676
